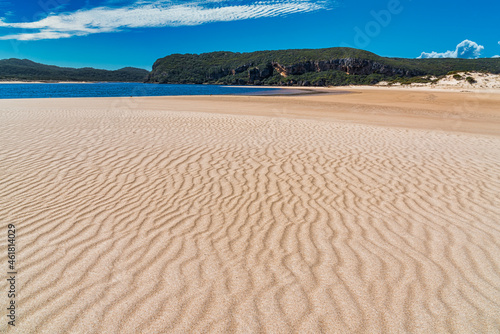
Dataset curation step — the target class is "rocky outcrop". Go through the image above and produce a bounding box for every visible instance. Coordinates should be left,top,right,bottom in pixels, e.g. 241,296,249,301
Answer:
248,64,274,83
232,64,251,75
249,58,422,84
206,68,231,80
271,58,422,77
244,58,421,85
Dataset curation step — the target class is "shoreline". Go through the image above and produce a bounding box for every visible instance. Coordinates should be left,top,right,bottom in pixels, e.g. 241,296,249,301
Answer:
2,87,499,136
2,79,500,94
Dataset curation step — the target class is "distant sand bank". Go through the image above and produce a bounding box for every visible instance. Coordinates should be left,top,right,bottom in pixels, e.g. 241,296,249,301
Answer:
1,89,499,333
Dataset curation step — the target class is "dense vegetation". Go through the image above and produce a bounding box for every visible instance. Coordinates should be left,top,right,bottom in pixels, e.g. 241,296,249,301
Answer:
0,59,149,82
146,47,500,86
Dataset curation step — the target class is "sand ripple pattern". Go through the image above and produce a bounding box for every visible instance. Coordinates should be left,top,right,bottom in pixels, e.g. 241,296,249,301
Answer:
1,106,500,333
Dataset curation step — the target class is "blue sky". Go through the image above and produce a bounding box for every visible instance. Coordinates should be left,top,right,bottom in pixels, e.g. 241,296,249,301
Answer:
0,0,498,70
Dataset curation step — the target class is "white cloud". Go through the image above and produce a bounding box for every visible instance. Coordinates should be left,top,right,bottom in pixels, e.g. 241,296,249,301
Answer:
0,0,332,41
418,40,484,59
1,31,90,41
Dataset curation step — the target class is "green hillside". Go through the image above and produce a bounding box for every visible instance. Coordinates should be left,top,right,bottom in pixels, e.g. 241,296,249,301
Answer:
0,59,149,82
146,47,500,86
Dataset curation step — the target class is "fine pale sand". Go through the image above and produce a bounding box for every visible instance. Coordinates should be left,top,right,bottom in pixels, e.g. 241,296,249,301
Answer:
1,88,500,333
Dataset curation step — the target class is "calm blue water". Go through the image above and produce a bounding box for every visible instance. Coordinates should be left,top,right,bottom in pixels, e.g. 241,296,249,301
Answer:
0,82,285,99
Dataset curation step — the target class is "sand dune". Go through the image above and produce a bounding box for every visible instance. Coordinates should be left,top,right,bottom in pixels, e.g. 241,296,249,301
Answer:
377,71,500,90
1,90,500,333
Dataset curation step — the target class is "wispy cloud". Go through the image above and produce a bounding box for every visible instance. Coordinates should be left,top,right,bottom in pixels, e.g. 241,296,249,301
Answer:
417,40,484,59
0,0,333,41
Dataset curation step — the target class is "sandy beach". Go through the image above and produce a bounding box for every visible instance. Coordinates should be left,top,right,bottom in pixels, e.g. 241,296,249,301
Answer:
1,87,500,333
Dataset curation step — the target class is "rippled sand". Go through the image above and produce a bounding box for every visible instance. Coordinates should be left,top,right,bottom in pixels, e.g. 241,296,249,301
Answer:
1,89,500,333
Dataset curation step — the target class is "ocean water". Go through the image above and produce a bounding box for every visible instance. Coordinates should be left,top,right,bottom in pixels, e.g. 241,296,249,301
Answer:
0,82,285,99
